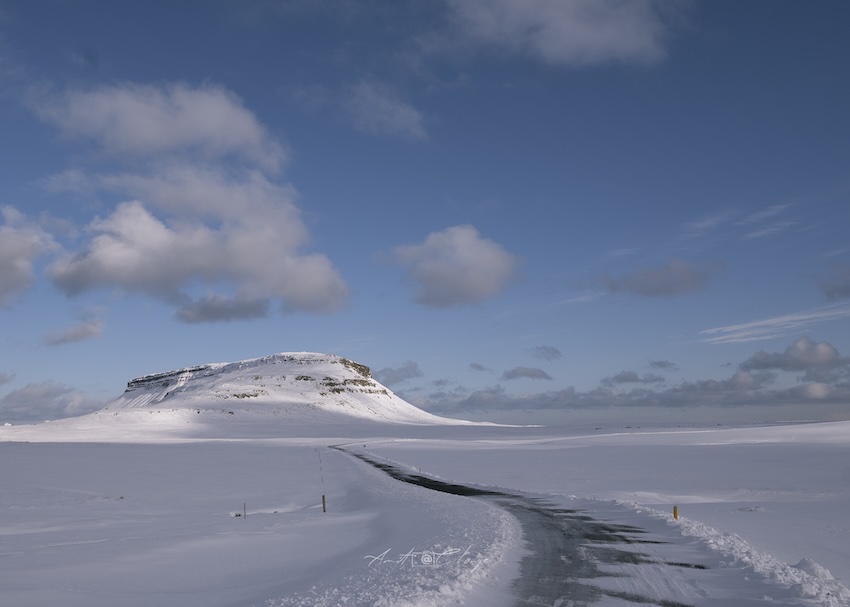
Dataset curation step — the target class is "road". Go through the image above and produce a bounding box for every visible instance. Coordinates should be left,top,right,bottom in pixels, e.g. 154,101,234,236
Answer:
341,448,706,607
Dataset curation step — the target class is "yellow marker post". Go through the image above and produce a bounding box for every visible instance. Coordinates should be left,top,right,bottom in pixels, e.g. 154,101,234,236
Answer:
673,505,679,520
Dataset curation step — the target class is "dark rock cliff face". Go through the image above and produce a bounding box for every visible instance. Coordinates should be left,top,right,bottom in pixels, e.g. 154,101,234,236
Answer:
124,353,371,393
126,365,213,391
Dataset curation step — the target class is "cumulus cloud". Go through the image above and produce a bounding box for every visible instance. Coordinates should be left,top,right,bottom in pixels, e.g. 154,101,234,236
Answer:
502,367,552,381
32,82,285,172
43,317,104,346
94,164,301,221
36,82,348,321
393,225,518,307
48,200,347,315
442,0,678,66
533,345,562,361
0,207,57,307
665,370,775,397
0,381,103,423
820,263,850,300
424,367,849,414
740,337,844,372
374,361,424,387
801,366,850,385
604,258,721,297
421,339,850,414
649,359,678,371
601,371,665,387
343,82,427,141
786,382,832,400
423,385,471,404
175,295,270,323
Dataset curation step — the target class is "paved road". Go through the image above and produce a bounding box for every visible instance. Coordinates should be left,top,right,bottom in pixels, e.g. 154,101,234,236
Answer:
341,449,701,607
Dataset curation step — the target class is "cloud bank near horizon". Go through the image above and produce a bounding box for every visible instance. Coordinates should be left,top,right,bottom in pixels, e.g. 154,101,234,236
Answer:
401,336,850,415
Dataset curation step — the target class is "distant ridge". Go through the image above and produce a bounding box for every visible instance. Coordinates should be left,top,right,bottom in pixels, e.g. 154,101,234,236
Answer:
103,352,472,425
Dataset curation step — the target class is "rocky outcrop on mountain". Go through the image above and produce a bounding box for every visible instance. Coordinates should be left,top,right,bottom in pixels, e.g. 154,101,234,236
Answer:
104,352,463,425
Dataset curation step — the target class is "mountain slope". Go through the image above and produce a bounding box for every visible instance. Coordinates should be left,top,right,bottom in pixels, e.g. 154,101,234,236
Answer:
103,352,465,425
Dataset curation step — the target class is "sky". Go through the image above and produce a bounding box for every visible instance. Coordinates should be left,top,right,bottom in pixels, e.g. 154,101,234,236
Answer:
1,0,849,425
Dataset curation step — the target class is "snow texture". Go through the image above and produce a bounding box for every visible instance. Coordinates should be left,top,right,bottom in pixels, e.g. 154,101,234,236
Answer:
1,352,849,606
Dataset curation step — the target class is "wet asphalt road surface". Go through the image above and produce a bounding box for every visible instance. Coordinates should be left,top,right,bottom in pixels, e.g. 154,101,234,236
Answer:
340,449,702,607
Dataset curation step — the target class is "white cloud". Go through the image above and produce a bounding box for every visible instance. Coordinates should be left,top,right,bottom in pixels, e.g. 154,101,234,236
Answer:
175,295,270,324
425,368,850,413
423,339,850,414
649,359,678,371
604,258,721,298
742,220,797,240
35,82,348,321
737,204,791,226
700,304,850,344
791,382,832,400
601,371,665,387
393,225,518,307
343,82,427,141
676,209,736,245
0,207,56,307
0,381,102,423
740,337,844,372
443,0,677,66
43,317,104,346
502,367,552,381
49,200,347,316
97,165,302,225
736,203,797,240
374,361,424,387
32,82,286,172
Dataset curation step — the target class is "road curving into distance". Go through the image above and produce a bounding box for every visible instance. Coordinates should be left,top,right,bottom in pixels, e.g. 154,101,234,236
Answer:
337,447,706,607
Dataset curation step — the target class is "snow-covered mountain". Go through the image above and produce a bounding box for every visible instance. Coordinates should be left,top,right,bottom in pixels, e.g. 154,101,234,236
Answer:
103,352,464,426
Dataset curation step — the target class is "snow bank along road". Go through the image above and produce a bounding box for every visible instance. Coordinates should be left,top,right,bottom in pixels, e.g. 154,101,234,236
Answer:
343,448,720,607
0,440,522,607
340,445,850,607
3,418,849,606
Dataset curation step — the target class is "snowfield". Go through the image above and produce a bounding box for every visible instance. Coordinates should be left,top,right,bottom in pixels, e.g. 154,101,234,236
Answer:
1,353,849,606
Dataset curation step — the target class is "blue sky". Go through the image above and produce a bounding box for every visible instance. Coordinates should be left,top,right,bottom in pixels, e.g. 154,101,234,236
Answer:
1,0,849,425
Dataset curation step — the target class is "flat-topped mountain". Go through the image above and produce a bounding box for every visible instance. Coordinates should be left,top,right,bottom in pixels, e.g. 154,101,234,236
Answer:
103,352,465,425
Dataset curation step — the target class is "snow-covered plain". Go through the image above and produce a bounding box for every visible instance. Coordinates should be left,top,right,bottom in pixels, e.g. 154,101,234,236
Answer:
2,353,849,606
